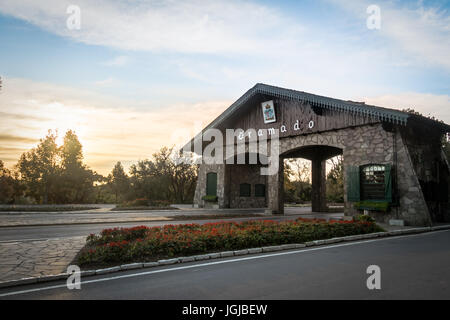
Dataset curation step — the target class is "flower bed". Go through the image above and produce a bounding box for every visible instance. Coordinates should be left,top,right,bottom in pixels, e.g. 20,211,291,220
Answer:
77,218,383,267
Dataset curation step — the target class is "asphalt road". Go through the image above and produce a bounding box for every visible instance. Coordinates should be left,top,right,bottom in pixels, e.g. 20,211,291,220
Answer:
1,229,449,300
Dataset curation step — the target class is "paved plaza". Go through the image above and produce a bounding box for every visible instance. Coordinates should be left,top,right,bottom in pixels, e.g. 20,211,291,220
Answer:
0,236,86,282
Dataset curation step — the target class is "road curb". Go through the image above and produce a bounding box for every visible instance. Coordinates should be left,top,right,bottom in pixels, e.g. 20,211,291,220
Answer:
1,224,449,289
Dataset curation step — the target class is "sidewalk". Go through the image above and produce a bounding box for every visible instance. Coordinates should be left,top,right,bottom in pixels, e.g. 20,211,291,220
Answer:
0,236,86,282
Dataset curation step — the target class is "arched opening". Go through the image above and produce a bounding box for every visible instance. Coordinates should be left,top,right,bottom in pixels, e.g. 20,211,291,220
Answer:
281,145,343,214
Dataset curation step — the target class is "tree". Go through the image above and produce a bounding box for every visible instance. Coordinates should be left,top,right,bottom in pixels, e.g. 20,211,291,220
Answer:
283,159,312,203
129,159,166,201
152,147,197,203
283,159,296,202
0,160,19,204
168,150,198,203
326,155,344,203
16,130,102,204
16,130,60,204
108,161,130,203
288,158,311,183
61,130,83,168
127,147,197,204
58,130,100,203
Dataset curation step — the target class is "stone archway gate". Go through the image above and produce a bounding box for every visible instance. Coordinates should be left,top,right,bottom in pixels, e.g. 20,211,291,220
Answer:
184,83,450,226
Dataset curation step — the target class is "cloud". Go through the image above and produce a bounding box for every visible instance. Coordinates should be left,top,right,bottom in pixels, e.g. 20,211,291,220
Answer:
2,0,446,100
0,77,228,174
0,146,30,163
0,111,49,121
0,134,37,144
361,92,450,124
0,0,303,55
328,0,450,70
103,55,129,67
2,0,447,72
93,77,119,87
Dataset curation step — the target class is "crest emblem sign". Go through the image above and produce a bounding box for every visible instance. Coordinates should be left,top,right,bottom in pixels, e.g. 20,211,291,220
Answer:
262,100,276,124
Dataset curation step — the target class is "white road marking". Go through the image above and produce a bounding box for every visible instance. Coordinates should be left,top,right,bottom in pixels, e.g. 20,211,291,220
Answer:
0,229,448,298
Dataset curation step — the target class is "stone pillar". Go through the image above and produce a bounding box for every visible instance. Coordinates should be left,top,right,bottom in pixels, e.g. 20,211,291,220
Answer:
311,157,327,212
216,164,227,208
222,164,231,208
266,159,284,214
395,132,432,226
193,164,227,208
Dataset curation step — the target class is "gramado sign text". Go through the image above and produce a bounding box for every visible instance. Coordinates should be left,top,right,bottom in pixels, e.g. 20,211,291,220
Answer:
183,126,281,175
237,99,315,140
237,118,315,141
180,101,315,175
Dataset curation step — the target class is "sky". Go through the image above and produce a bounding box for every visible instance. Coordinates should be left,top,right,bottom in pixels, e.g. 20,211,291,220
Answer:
0,0,449,175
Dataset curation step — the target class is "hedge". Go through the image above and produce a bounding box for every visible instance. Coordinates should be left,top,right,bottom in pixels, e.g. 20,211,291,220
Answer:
202,195,218,202
77,218,384,266
354,201,390,212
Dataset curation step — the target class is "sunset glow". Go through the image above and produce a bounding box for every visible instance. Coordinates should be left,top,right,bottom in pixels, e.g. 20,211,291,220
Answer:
1,0,449,176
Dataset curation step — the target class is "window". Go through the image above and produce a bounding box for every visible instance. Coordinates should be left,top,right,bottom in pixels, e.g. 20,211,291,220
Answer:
347,164,392,202
239,183,251,197
360,165,386,200
206,172,217,196
255,184,266,197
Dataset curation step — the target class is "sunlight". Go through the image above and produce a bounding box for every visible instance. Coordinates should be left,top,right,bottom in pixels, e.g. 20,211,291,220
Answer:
42,102,87,146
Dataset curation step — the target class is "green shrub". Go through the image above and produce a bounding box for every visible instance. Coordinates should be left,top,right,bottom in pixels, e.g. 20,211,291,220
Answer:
354,201,389,212
118,198,149,208
202,195,218,202
353,214,376,223
117,199,172,208
133,198,149,206
149,200,171,207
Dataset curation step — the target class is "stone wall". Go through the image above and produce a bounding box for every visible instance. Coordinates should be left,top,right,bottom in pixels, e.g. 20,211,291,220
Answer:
193,163,227,208
278,123,432,225
388,128,431,226
194,163,267,208
228,164,267,208
194,122,442,226
399,126,450,222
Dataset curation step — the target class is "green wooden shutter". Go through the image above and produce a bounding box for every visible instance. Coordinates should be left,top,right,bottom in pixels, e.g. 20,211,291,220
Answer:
384,164,392,203
347,166,360,202
206,172,217,196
